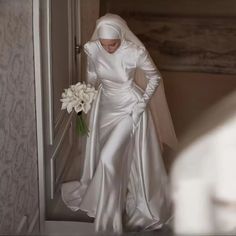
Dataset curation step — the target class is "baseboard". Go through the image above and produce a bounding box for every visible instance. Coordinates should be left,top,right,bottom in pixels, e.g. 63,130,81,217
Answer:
44,220,95,235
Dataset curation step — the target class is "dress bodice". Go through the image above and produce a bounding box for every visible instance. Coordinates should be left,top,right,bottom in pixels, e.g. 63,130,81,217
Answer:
84,40,140,84
84,39,162,103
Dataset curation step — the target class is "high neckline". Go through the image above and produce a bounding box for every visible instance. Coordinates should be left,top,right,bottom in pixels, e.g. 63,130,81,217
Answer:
97,39,125,56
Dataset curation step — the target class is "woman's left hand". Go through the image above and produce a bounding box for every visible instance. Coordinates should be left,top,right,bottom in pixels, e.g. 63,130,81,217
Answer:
131,100,146,127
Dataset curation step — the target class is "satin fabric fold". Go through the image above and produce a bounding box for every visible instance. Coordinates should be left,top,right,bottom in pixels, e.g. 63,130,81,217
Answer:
91,13,178,150
62,81,171,233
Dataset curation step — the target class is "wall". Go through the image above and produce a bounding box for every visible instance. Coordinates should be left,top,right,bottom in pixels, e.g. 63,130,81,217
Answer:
163,71,236,136
101,0,236,16
0,0,39,234
100,0,236,137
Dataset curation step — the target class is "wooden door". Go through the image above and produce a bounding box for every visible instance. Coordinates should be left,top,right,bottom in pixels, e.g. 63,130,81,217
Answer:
34,0,100,233
39,0,79,218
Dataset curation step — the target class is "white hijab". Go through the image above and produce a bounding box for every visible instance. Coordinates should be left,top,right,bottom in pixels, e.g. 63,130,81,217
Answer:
90,13,178,152
91,13,144,46
97,23,121,39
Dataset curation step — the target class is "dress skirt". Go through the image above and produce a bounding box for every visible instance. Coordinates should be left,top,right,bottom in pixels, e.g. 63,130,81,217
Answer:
61,79,171,233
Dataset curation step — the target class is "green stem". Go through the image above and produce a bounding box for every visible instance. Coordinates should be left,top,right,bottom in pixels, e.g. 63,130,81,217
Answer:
76,113,89,136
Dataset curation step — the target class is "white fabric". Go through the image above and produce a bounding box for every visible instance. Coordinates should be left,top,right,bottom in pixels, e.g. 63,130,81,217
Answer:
92,14,158,106
131,100,146,129
171,91,236,234
61,13,176,233
92,13,177,149
97,23,121,39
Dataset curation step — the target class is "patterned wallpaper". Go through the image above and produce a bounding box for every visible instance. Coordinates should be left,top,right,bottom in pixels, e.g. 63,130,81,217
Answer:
0,0,39,234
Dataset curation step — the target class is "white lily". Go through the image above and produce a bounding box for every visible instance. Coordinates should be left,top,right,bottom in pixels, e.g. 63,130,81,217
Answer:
60,82,97,115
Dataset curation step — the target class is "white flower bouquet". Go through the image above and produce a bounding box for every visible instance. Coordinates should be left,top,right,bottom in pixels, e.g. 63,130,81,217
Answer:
60,82,97,136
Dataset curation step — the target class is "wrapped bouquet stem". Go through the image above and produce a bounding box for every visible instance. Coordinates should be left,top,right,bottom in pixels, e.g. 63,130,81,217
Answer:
60,82,97,136
76,111,89,136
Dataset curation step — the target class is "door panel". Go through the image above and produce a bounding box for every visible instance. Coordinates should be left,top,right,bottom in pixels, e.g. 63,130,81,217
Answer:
50,120,73,198
40,0,77,207
51,0,74,142
51,0,70,124
37,0,100,228
51,0,75,141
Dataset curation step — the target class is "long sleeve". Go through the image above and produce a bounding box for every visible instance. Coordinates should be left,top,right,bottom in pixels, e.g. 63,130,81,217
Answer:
86,56,98,86
136,47,162,103
84,43,98,86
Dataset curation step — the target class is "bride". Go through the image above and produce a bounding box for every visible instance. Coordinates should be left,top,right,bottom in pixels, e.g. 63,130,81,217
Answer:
61,13,177,233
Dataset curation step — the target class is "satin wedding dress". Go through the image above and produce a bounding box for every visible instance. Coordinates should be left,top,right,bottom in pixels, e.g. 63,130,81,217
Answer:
61,39,171,233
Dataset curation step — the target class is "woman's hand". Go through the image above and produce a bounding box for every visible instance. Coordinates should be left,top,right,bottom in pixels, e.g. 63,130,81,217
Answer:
131,100,146,127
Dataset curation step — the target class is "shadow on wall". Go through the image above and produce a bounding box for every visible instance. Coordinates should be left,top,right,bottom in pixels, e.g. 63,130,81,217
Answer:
163,71,236,137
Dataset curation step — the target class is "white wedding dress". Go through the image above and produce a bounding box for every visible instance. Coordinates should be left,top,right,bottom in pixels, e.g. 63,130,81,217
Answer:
61,39,171,233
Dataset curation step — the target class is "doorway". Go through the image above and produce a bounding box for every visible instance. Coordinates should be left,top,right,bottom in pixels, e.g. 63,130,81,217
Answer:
34,0,99,234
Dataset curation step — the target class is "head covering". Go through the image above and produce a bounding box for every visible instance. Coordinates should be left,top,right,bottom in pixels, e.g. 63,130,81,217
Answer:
97,23,121,39
88,14,177,151
91,13,144,46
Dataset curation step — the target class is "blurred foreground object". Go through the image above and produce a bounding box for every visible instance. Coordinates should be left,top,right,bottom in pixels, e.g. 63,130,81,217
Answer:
171,91,236,235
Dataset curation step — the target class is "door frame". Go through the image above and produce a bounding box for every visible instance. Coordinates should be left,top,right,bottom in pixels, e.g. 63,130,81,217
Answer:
33,0,46,232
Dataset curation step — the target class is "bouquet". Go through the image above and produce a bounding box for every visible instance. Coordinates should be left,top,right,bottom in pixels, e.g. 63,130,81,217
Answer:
60,82,97,136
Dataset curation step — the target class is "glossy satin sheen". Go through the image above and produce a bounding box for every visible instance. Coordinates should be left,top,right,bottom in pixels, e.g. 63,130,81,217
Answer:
61,40,171,233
